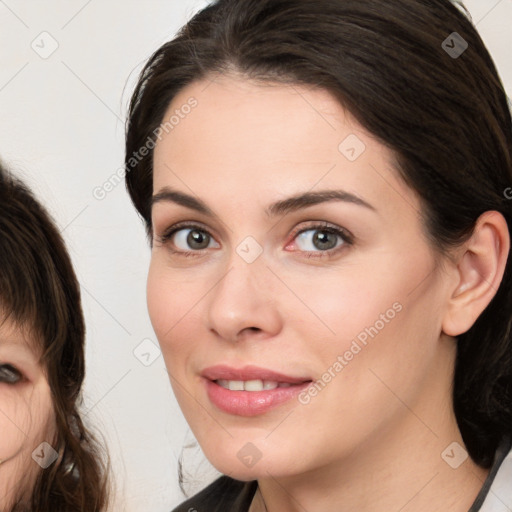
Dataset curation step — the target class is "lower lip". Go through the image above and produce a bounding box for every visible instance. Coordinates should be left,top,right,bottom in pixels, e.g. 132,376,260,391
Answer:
204,378,312,417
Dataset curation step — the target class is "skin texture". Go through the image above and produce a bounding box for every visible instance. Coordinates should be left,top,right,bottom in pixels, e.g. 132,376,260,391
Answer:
148,74,509,512
0,316,54,509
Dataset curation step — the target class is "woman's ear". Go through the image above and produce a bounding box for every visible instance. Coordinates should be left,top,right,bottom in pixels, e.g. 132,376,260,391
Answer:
442,211,510,337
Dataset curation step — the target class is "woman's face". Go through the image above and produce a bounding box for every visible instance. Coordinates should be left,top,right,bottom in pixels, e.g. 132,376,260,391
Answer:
0,316,55,505
148,75,458,479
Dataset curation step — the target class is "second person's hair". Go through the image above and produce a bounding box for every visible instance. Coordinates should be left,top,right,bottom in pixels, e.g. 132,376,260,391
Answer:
0,163,110,511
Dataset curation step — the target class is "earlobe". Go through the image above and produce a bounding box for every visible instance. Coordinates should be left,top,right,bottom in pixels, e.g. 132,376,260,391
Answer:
442,211,510,337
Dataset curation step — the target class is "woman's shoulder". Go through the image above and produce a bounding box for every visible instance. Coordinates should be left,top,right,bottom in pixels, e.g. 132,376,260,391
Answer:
171,475,258,512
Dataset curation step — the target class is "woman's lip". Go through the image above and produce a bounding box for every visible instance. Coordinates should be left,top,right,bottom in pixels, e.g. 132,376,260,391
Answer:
204,378,312,417
201,364,311,384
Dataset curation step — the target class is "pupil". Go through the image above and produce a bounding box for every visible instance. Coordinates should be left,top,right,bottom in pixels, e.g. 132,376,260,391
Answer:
188,230,209,249
314,231,337,250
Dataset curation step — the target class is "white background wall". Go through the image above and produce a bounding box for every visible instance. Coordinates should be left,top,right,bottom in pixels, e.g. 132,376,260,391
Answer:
0,1,511,510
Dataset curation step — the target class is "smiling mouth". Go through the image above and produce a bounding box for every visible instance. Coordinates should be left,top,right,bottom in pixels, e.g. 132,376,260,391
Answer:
204,377,314,416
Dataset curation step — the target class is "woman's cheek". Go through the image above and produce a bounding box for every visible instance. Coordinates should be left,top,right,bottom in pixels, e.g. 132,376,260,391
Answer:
147,264,173,339
0,386,32,462
297,276,374,335
147,261,207,344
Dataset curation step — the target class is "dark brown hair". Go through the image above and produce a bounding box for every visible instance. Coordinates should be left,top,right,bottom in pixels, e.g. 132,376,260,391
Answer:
125,0,512,468
0,163,109,510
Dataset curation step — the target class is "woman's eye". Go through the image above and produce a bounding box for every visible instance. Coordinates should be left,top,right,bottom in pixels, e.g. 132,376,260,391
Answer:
157,222,352,258
0,364,23,384
160,225,220,253
291,225,352,255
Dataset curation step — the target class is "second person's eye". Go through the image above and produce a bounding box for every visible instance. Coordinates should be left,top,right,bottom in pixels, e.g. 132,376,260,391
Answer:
0,364,23,384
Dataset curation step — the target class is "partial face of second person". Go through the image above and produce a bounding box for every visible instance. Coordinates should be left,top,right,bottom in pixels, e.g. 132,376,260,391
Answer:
0,315,54,507
148,75,474,480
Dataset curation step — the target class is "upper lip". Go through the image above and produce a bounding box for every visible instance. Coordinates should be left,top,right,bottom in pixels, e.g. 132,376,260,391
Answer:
201,365,312,384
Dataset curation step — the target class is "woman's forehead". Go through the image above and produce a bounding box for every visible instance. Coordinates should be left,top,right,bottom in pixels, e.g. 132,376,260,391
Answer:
155,77,373,182
152,76,420,228
0,314,41,362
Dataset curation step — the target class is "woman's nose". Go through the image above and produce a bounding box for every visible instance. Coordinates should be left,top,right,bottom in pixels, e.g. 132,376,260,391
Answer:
205,252,283,343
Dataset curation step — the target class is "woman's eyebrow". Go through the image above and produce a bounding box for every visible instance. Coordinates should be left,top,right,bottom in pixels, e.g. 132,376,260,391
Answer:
266,189,377,217
151,186,377,218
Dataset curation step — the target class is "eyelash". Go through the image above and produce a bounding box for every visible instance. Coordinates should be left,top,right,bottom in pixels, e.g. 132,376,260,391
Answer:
155,220,354,259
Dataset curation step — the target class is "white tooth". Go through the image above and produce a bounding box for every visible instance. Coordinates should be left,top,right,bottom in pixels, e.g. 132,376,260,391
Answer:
244,380,264,391
217,379,282,391
228,380,245,391
217,379,230,390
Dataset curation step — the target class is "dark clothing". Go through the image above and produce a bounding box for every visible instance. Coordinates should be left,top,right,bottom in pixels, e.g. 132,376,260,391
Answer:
171,476,257,511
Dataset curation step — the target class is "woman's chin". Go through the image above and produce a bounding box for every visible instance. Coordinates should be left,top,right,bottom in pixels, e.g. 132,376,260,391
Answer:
201,449,300,481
